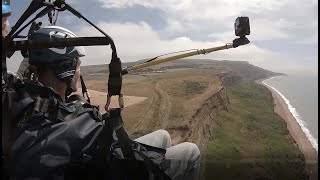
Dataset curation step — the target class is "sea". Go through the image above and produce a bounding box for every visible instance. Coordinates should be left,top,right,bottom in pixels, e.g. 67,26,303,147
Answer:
262,75,318,153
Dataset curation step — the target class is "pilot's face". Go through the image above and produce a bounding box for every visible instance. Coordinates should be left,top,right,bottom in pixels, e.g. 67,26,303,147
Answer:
2,16,10,38
71,58,81,92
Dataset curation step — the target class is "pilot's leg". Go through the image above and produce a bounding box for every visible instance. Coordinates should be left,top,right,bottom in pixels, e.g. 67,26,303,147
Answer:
134,129,172,149
165,142,201,180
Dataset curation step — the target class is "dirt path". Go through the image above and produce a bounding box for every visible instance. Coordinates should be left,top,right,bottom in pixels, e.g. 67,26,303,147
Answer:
256,79,318,180
155,81,172,129
131,76,172,132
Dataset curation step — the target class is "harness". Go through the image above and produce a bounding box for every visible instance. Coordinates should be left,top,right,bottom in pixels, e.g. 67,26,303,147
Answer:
2,1,171,179
2,79,171,180
65,108,171,180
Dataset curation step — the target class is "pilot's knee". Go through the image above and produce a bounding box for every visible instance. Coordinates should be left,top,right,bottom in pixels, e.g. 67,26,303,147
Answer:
155,129,172,148
189,142,200,155
157,129,171,138
181,142,201,159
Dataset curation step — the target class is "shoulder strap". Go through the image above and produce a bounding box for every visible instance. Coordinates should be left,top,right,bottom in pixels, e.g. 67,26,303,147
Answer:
69,108,135,179
64,100,84,121
109,108,136,160
2,86,34,156
2,84,34,178
65,109,114,180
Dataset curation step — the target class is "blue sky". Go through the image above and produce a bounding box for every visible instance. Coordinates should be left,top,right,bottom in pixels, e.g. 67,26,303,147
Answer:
7,0,318,75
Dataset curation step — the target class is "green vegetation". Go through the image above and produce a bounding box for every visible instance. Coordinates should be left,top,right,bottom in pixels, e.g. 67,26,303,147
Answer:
204,81,306,180
82,60,302,179
182,80,207,96
166,79,208,99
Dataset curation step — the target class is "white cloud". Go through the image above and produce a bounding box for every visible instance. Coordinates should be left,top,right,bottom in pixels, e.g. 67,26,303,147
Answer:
75,22,223,63
312,0,318,5
6,0,317,75
164,19,186,34
71,22,305,75
7,21,316,76
98,0,289,21
208,31,235,43
98,0,317,44
296,33,318,44
208,18,290,42
294,20,318,44
98,0,153,8
251,19,290,40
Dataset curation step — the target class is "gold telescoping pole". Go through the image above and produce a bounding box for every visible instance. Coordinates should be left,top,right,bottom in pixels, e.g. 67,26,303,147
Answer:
125,43,234,73
122,16,251,74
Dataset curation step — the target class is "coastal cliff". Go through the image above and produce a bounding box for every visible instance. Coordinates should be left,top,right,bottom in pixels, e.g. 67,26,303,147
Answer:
185,86,230,151
204,73,307,179
82,59,308,179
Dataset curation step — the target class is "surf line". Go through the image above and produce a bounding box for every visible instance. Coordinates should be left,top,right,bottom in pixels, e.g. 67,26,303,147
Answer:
262,77,318,153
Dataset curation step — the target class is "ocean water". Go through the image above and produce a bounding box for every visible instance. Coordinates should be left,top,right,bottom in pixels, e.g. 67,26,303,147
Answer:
262,75,318,152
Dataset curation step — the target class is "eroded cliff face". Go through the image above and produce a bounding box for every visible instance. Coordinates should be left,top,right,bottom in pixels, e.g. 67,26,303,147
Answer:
183,73,243,150
179,74,240,180
175,83,230,180
184,86,230,151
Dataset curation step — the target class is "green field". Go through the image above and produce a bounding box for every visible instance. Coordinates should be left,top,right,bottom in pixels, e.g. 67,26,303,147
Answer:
204,81,306,180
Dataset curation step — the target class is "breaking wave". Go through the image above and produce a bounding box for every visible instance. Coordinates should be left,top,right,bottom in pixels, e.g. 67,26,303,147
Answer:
262,77,318,153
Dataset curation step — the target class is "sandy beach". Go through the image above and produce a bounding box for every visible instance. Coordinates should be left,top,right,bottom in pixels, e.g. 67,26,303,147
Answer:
256,79,318,180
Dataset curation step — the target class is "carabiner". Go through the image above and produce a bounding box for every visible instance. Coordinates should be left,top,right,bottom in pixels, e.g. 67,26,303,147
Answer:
105,94,124,112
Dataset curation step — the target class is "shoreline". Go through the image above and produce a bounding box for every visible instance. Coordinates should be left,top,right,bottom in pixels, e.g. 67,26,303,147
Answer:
256,77,318,180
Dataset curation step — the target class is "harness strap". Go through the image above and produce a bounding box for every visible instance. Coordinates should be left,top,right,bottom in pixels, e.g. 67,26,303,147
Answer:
24,96,59,122
33,96,50,113
72,108,137,179
69,109,114,180
87,118,113,180
108,108,172,180
4,95,34,153
110,108,135,160
2,88,35,179
64,100,84,121
132,143,171,180
108,55,122,96
111,141,172,180
8,97,34,121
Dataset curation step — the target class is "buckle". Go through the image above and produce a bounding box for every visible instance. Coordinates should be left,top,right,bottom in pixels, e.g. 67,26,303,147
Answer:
132,142,141,152
105,93,124,112
82,153,93,163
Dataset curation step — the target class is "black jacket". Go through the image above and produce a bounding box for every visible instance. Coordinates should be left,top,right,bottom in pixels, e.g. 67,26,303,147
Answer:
8,81,104,179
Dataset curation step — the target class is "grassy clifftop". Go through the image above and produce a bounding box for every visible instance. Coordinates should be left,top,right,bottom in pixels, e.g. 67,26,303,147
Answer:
204,81,306,179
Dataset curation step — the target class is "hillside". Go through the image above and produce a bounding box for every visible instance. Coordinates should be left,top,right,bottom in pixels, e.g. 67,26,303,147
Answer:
80,58,284,80
80,59,304,180
204,80,306,179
